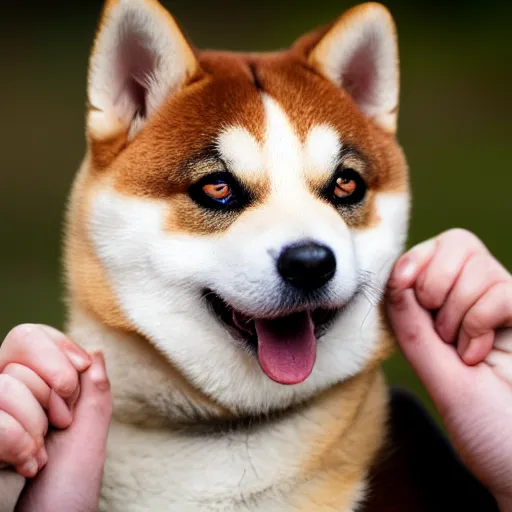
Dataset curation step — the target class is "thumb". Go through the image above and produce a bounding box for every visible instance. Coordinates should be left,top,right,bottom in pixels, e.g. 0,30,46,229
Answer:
17,352,112,512
386,286,471,417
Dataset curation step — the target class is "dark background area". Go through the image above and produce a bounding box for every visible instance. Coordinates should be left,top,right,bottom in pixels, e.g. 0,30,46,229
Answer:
0,0,511,418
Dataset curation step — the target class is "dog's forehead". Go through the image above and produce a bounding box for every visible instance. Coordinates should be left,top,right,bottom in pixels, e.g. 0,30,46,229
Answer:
201,51,371,185
201,50,370,144
113,51,406,204
217,95,342,187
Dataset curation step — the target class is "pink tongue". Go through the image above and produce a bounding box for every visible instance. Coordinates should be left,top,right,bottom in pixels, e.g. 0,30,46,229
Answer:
255,312,316,385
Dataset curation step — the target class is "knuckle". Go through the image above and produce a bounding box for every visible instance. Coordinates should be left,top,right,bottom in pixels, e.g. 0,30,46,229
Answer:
0,416,35,461
15,437,38,462
3,324,37,348
0,374,17,396
490,263,509,282
474,254,503,279
463,311,485,336
415,278,442,309
2,362,24,377
492,282,512,317
444,228,480,245
443,229,485,255
50,367,78,397
503,279,512,301
0,418,21,444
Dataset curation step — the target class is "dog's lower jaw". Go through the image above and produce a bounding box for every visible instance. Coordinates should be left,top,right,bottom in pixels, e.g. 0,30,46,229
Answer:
67,307,389,511
67,307,233,426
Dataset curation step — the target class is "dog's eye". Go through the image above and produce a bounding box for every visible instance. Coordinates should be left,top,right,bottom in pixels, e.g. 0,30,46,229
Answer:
189,172,250,210
202,182,232,203
328,168,366,206
334,175,357,198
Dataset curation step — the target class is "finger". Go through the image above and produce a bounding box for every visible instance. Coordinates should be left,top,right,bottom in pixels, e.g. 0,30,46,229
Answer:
486,328,512,384
38,325,92,372
388,229,485,295
2,364,50,407
457,331,495,367
17,352,112,512
0,375,48,444
459,281,512,365
435,255,509,345
0,324,87,400
2,364,72,429
388,238,437,292
386,287,470,416
414,230,483,311
0,411,38,478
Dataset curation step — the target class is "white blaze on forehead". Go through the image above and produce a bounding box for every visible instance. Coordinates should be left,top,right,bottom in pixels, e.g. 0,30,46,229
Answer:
216,126,263,178
304,125,342,181
260,94,303,190
216,95,342,190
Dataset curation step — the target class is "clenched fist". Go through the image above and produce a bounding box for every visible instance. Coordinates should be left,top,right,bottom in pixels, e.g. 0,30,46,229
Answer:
387,229,512,511
0,324,112,512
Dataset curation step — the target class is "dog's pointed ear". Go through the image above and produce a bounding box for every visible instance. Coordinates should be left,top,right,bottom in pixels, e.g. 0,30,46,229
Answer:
307,3,399,134
87,0,198,156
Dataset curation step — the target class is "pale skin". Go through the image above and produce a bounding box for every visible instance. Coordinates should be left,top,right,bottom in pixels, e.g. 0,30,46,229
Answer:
0,229,510,511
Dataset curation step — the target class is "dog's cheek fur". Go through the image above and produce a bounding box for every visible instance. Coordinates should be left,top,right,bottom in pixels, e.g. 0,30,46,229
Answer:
66,67,410,417
75,187,406,416
60,3,417,509
65,163,134,333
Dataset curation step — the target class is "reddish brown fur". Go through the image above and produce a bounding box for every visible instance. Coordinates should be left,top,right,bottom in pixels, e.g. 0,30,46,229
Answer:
68,14,408,340
61,4,413,509
86,43,407,235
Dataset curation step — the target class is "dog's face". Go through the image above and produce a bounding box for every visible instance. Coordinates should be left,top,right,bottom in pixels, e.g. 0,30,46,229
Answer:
67,0,409,415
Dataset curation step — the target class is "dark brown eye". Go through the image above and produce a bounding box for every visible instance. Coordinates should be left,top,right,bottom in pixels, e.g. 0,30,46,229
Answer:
324,168,366,206
203,182,231,200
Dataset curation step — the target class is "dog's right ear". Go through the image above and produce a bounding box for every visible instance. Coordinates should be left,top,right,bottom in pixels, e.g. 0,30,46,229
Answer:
87,0,198,165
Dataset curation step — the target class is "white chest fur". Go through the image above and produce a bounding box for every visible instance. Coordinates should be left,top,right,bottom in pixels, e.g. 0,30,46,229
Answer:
100,420,365,512
69,313,381,512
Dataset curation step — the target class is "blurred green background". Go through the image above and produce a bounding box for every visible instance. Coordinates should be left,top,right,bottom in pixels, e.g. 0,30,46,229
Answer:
0,0,510,418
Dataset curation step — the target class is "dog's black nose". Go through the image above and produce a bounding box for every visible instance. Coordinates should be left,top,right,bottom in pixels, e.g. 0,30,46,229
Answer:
277,242,336,291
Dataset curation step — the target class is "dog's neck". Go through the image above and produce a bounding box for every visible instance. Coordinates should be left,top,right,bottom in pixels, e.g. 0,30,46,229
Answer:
68,306,389,510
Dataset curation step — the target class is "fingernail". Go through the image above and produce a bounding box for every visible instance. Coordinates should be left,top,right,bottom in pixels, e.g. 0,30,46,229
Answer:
19,458,38,478
65,348,92,372
39,325,92,371
90,352,110,392
397,239,437,283
396,256,417,282
35,446,48,469
61,341,92,372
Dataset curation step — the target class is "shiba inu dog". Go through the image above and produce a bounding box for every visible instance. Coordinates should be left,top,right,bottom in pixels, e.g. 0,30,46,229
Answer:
63,0,450,510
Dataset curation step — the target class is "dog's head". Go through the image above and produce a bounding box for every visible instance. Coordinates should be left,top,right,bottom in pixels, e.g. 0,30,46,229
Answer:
66,0,409,416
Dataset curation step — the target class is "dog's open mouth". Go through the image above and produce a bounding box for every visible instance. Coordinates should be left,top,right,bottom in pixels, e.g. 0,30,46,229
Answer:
204,291,339,386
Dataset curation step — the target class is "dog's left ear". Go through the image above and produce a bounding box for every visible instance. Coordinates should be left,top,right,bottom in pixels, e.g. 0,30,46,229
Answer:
308,3,399,134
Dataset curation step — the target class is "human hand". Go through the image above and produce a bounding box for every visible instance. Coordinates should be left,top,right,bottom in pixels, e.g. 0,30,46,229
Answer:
0,324,112,511
386,229,512,511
